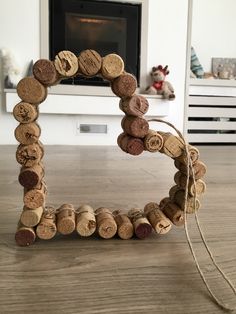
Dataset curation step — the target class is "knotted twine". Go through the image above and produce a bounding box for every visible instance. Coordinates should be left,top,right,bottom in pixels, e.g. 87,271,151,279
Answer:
148,118,236,312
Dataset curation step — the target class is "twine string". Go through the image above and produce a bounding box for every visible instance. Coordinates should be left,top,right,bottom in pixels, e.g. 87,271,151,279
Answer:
43,119,236,310
148,118,236,311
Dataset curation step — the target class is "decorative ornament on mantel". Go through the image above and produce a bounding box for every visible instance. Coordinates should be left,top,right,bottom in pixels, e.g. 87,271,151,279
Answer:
0,48,22,88
146,65,175,100
12,48,236,312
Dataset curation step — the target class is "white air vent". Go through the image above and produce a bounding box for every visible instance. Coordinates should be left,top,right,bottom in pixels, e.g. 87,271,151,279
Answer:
79,124,108,134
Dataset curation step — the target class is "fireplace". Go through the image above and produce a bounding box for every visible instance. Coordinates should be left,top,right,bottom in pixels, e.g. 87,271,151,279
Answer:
49,0,141,86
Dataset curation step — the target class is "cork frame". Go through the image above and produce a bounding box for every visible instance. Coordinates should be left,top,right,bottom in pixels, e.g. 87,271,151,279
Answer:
13,50,207,246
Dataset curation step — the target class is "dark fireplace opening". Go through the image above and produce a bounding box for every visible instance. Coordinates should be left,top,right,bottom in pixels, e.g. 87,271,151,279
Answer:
49,0,141,86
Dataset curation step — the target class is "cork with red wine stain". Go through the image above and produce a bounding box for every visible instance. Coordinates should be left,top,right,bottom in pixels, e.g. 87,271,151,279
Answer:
128,208,152,239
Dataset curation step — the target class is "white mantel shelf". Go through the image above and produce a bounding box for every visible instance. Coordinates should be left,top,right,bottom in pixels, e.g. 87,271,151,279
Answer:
5,89,170,117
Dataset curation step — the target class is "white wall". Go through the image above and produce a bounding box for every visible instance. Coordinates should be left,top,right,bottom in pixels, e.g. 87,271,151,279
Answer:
0,0,189,145
192,0,236,73
0,0,40,144
147,0,188,135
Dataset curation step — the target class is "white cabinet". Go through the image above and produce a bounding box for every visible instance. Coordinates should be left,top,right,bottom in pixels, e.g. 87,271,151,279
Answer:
187,79,236,143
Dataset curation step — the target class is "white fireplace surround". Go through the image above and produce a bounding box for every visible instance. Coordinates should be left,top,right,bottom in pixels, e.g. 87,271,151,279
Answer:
1,0,189,145
40,0,149,96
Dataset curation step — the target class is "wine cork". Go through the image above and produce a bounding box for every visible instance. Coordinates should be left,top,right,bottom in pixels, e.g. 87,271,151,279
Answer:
113,210,134,240
95,207,117,239
101,53,124,80
144,202,159,212
33,59,60,86
117,133,127,152
16,142,44,167
54,50,79,77
20,206,43,227
169,185,182,199
190,179,206,196
144,130,164,152
162,202,184,226
128,208,152,239
15,122,41,145
174,171,206,196
121,116,149,138
57,204,75,235
119,95,149,117
175,145,200,165
76,204,96,237
13,102,39,124
191,160,207,179
174,171,183,186
111,73,137,98
174,159,207,180
24,181,47,209
78,49,102,76
15,222,36,246
144,202,172,234
173,190,201,214
117,133,144,156
159,132,185,158
17,77,47,104
18,163,44,189
36,209,57,240
159,197,171,209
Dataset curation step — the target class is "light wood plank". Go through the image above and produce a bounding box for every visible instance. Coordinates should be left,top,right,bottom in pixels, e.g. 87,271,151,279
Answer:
0,145,236,314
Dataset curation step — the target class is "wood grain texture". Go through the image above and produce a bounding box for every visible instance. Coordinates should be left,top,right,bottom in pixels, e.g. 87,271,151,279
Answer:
0,145,236,314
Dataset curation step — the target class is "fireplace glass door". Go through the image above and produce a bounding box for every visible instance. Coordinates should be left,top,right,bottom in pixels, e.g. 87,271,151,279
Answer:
50,0,141,86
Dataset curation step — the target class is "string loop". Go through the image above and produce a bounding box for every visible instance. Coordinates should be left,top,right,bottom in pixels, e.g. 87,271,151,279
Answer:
148,118,236,311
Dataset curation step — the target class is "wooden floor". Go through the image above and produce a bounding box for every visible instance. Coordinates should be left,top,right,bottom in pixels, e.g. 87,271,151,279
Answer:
0,145,235,314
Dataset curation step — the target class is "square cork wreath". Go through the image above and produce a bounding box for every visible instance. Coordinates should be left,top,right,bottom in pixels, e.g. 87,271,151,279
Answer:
13,50,207,246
